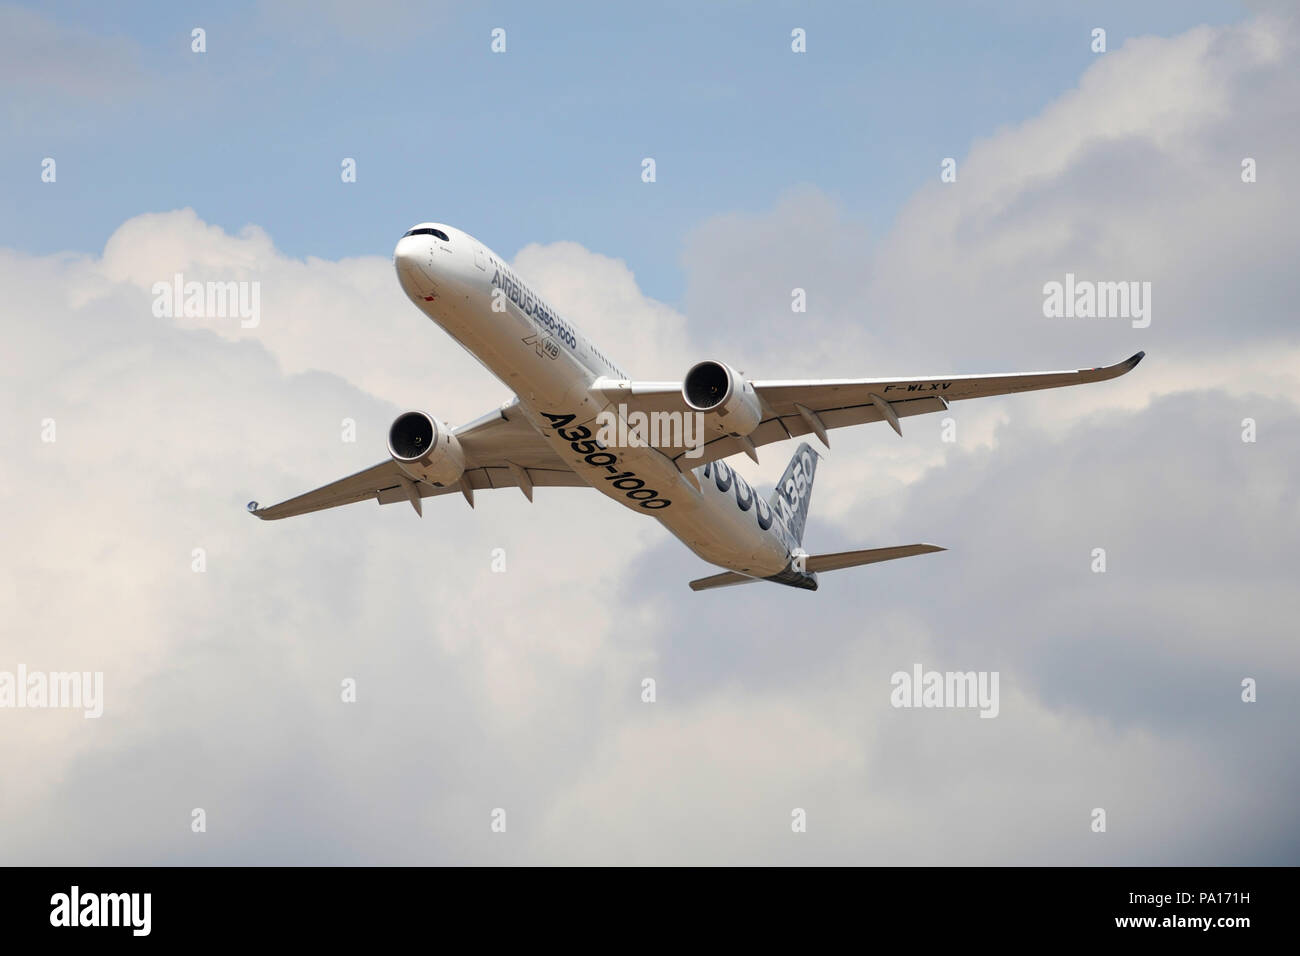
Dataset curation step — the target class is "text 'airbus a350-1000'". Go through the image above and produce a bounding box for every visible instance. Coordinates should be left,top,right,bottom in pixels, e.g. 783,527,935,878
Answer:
248,223,1144,591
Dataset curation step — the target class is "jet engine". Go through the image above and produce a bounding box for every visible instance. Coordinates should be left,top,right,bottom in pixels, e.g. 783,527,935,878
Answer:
387,411,466,486
682,360,762,438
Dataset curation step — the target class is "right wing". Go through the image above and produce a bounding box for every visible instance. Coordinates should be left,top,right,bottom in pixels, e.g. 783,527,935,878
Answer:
598,351,1144,468
248,402,584,520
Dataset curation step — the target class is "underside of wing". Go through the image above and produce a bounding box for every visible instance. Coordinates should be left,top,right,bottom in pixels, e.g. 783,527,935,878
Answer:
249,402,584,520
598,352,1143,467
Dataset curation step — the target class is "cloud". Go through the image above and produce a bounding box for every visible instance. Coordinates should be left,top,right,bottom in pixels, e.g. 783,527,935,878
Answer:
0,213,665,862
684,13,1300,379
1,10,1297,864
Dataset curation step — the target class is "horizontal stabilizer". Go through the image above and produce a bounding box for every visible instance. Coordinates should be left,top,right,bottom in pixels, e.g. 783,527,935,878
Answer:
687,544,945,591
805,544,945,573
688,570,761,592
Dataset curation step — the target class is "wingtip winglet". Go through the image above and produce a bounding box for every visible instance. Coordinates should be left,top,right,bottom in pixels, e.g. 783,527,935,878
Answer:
1091,351,1145,379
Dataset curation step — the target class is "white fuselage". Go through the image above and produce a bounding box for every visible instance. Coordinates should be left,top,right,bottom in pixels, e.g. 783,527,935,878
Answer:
393,223,794,578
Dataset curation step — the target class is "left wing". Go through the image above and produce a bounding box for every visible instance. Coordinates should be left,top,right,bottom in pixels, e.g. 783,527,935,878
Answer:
597,351,1144,467
249,402,584,520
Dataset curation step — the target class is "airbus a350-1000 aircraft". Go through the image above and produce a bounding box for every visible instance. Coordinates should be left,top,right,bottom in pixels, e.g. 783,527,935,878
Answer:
248,223,1144,591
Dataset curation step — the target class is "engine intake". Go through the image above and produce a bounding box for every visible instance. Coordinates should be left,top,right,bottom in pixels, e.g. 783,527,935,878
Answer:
387,411,466,486
682,360,762,438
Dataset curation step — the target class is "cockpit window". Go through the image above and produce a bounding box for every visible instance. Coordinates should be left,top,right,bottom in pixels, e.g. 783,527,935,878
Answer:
403,227,450,241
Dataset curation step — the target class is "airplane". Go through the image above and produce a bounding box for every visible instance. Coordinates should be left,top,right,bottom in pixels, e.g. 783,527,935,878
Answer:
247,223,1144,591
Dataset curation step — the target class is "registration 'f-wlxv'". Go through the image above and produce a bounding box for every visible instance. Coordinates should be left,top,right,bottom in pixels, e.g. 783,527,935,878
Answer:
248,224,1144,591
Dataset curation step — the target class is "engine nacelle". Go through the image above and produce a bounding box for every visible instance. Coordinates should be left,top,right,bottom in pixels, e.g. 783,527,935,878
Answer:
387,411,466,486
682,360,762,439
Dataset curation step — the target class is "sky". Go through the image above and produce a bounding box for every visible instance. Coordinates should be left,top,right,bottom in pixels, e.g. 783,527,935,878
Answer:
1,1,1297,864
2,0,1252,302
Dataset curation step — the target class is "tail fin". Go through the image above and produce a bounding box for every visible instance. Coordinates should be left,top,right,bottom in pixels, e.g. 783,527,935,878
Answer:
769,442,819,545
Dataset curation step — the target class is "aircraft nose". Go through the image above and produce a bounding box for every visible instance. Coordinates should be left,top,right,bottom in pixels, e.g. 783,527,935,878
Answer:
394,233,437,300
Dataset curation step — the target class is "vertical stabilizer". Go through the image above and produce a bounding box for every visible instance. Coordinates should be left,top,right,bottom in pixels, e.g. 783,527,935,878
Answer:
768,442,819,545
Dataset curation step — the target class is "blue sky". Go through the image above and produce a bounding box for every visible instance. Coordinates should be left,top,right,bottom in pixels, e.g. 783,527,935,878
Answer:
3,0,1247,303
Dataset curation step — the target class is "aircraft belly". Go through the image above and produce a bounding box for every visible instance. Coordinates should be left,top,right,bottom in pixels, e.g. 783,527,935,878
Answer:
510,396,789,576
659,492,789,576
